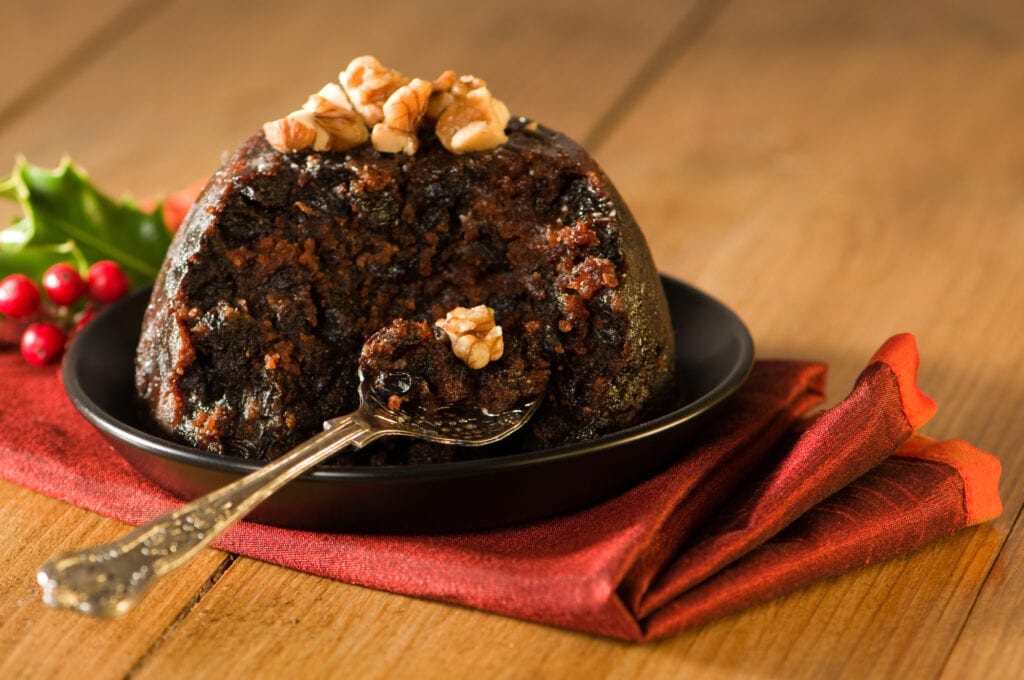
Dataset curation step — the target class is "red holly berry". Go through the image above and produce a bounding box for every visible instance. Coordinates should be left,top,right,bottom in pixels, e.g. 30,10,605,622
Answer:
0,274,41,319
20,322,66,366
42,263,88,306
87,260,130,304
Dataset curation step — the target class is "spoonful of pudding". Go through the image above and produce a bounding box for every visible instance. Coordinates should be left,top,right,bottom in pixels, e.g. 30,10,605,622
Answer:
38,306,547,618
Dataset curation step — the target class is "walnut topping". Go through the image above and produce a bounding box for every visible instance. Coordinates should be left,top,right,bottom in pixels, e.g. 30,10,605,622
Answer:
264,57,510,155
264,82,368,153
435,83,510,154
339,56,410,126
299,82,368,150
307,82,351,110
426,70,458,119
431,69,456,92
435,305,504,369
302,83,368,151
371,78,432,155
263,110,322,152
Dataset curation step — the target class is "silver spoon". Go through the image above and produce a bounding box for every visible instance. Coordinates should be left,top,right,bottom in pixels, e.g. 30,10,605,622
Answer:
36,373,539,619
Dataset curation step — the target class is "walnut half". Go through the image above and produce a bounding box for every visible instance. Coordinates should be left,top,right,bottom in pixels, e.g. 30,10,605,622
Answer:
435,305,504,369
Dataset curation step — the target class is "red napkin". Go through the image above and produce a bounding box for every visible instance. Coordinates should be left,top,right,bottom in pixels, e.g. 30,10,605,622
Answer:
0,333,1001,641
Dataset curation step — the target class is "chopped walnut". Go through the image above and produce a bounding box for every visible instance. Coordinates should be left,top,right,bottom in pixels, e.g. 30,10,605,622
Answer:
426,70,457,119
265,83,367,153
339,56,410,126
432,69,457,92
307,82,352,111
452,74,487,96
425,92,454,120
435,305,504,370
435,84,510,154
371,78,432,154
265,57,510,155
263,110,324,152
427,73,485,120
303,83,368,151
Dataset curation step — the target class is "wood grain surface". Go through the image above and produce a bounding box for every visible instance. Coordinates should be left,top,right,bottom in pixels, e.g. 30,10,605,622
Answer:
1,1,1021,678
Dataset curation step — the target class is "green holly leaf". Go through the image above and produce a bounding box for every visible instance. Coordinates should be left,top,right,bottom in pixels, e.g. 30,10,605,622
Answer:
0,157,171,285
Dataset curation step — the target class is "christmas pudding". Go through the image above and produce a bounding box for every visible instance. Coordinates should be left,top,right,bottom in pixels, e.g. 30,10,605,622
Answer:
135,57,675,464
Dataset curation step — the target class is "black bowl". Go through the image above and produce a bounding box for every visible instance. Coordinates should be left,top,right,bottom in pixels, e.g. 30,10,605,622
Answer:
62,276,753,534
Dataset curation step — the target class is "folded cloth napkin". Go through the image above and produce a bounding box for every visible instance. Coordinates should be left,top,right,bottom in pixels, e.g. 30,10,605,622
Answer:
0,333,1001,641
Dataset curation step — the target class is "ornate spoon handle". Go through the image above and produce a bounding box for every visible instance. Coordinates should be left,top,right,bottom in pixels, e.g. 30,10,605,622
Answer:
37,413,379,618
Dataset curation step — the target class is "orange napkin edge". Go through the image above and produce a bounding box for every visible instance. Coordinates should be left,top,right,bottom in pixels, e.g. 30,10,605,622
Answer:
895,436,1003,526
876,333,1001,525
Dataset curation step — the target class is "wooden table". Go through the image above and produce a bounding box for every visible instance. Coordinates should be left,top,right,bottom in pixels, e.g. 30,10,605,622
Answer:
2,1,1021,677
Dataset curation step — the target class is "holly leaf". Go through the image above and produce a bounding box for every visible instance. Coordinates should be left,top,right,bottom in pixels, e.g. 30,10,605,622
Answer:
0,157,171,284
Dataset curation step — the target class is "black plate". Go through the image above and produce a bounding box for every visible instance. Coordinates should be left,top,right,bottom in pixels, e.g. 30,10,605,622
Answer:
62,276,753,534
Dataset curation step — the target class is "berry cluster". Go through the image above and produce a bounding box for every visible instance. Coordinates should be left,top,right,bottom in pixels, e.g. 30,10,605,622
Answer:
0,261,130,366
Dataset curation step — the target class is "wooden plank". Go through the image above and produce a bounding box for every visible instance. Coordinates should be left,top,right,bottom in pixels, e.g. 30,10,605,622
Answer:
941,511,1024,679
0,0,158,229
0,0,697,202
130,559,610,680
0,480,230,679
123,531,1001,680
0,0,145,119
591,0,1024,677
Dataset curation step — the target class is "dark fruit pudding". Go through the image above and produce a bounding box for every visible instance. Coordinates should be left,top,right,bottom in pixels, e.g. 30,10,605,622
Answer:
135,59,674,464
